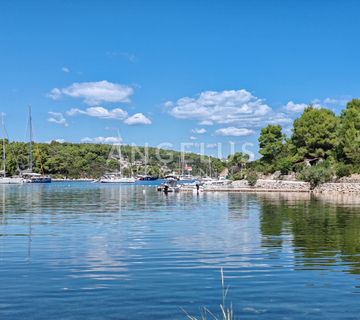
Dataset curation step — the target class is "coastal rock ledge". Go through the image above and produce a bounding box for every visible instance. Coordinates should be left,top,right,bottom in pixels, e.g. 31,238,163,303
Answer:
314,182,360,194
204,180,311,192
204,180,360,193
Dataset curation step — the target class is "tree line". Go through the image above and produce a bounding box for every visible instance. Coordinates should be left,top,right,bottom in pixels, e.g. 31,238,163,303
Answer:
1,141,225,179
2,99,359,183
248,98,360,187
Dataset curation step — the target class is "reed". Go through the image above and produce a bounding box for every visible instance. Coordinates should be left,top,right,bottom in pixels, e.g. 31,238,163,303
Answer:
183,268,234,320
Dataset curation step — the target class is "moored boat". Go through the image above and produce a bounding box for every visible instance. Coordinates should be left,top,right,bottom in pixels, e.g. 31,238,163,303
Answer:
0,176,24,184
99,138,136,183
157,178,180,193
137,174,158,181
100,173,136,183
22,107,52,183
22,172,51,183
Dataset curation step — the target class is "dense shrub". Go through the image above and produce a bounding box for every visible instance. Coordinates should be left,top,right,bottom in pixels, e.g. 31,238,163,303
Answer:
298,165,334,189
276,157,293,175
231,171,245,181
335,163,352,178
246,171,258,186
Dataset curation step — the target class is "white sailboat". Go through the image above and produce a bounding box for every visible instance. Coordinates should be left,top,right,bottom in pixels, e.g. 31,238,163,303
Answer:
0,115,23,184
100,141,136,183
21,107,51,183
178,157,196,183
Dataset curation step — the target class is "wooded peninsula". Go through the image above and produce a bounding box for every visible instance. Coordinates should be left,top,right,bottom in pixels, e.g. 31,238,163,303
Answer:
2,99,360,187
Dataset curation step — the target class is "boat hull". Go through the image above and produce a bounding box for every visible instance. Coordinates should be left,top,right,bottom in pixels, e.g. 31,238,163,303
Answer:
100,178,136,183
28,177,52,183
138,176,158,181
0,177,24,184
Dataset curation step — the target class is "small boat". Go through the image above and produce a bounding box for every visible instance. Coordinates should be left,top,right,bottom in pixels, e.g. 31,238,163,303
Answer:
178,174,197,184
203,177,232,187
22,172,51,184
136,174,158,181
178,159,196,184
157,178,180,193
99,135,136,184
0,176,24,184
164,173,179,180
100,173,136,183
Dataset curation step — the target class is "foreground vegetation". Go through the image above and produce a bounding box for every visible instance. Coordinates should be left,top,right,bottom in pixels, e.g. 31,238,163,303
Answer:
184,268,233,320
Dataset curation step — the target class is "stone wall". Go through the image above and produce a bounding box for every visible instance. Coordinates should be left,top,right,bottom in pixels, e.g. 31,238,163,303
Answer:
202,179,360,193
314,182,360,193
204,179,311,192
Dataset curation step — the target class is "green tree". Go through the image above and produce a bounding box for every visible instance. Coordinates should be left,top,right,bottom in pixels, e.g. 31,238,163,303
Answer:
227,152,249,171
291,106,338,160
337,99,360,164
258,124,285,163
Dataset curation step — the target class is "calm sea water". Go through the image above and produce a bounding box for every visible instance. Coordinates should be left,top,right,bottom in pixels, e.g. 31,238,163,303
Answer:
1,182,360,320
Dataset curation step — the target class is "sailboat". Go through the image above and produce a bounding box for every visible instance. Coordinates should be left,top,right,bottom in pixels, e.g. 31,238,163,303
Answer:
136,152,158,181
99,141,136,183
178,156,196,183
21,107,51,183
0,115,23,184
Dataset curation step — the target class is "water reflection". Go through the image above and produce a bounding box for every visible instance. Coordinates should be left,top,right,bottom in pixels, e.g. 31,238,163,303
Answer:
257,192,360,274
1,184,360,319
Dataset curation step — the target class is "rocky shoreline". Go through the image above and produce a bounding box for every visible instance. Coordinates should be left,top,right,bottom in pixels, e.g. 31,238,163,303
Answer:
201,179,360,194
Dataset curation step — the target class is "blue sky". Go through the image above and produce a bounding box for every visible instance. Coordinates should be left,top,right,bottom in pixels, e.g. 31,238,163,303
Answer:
0,0,359,158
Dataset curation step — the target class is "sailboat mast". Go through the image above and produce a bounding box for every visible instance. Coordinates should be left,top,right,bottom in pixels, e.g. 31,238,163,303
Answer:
118,143,122,176
28,106,33,172
209,157,212,178
1,114,5,177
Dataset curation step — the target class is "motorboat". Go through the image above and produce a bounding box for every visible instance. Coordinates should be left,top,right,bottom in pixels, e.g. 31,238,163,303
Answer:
178,174,197,184
137,174,158,181
202,177,232,187
164,173,179,180
100,173,136,183
157,178,180,193
0,175,24,184
22,172,51,183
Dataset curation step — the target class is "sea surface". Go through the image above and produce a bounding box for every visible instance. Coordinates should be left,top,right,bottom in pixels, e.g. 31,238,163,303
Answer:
1,182,360,319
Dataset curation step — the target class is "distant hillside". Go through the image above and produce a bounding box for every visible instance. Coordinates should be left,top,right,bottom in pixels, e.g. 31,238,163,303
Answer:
2,140,226,179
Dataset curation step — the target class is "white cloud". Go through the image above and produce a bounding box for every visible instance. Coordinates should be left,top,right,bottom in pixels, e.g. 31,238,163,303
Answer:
48,112,68,126
81,136,122,144
323,97,350,108
284,98,349,114
166,89,271,125
324,97,348,106
192,128,207,134
267,112,293,125
62,67,70,73
284,101,309,113
190,136,197,140
199,120,214,126
66,106,128,120
124,113,152,125
215,127,255,136
48,80,134,105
